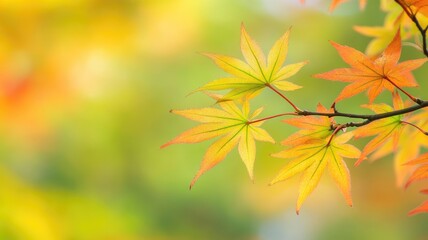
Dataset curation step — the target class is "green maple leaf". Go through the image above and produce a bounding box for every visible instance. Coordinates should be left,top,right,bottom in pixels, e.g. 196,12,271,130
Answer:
195,24,307,101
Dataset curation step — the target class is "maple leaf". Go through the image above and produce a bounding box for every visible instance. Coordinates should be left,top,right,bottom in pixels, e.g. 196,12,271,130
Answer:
354,91,406,165
355,0,428,56
354,1,417,56
270,104,359,213
369,100,428,186
404,153,428,215
161,98,274,188
314,30,427,103
370,127,422,187
196,24,307,101
271,131,360,214
408,190,428,215
404,152,428,188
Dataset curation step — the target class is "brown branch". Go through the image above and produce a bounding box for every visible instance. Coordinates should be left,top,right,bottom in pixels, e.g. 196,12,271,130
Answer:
249,100,428,131
395,0,428,57
299,100,428,120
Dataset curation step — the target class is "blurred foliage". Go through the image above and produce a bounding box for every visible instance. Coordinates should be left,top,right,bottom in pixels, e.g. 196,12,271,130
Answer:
0,0,427,239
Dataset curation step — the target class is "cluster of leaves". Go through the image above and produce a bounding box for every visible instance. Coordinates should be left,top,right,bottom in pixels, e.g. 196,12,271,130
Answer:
163,0,428,215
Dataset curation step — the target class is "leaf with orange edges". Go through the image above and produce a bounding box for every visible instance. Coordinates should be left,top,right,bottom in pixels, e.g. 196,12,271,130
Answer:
354,91,407,165
405,153,428,215
370,127,422,187
162,98,274,188
196,25,307,101
408,190,428,216
271,131,360,214
404,152,428,188
314,30,427,103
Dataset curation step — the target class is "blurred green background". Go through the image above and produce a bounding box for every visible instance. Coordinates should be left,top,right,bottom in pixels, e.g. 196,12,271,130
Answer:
0,0,427,239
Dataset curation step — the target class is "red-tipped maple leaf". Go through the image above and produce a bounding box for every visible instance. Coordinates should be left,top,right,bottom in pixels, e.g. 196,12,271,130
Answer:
162,98,274,188
314,30,427,103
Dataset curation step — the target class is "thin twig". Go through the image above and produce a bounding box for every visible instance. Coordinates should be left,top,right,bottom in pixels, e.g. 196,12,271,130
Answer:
395,0,428,57
248,100,428,130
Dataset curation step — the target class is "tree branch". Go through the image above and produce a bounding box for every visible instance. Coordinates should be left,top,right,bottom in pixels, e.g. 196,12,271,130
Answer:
299,100,428,120
395,0,428,57
250,100,428,131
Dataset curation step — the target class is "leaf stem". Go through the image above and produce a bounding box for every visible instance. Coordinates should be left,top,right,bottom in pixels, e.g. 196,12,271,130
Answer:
266,83,302,112
384,76,421,104
247,112,298,125
401,120,428,135
327,124,346,146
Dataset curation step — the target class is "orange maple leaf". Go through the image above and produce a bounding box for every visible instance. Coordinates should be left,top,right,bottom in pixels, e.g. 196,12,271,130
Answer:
314,30,427,103
404,152,428,188
404,153,428,215
408,190,428,216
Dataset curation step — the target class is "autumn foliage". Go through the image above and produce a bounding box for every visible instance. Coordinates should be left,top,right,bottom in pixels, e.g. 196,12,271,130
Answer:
163,0,428,215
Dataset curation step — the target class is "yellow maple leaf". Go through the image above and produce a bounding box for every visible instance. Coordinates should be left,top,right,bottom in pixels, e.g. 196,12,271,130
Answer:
162,98,274,188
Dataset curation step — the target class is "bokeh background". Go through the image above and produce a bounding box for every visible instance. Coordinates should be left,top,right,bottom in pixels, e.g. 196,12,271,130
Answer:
0,0,427,239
